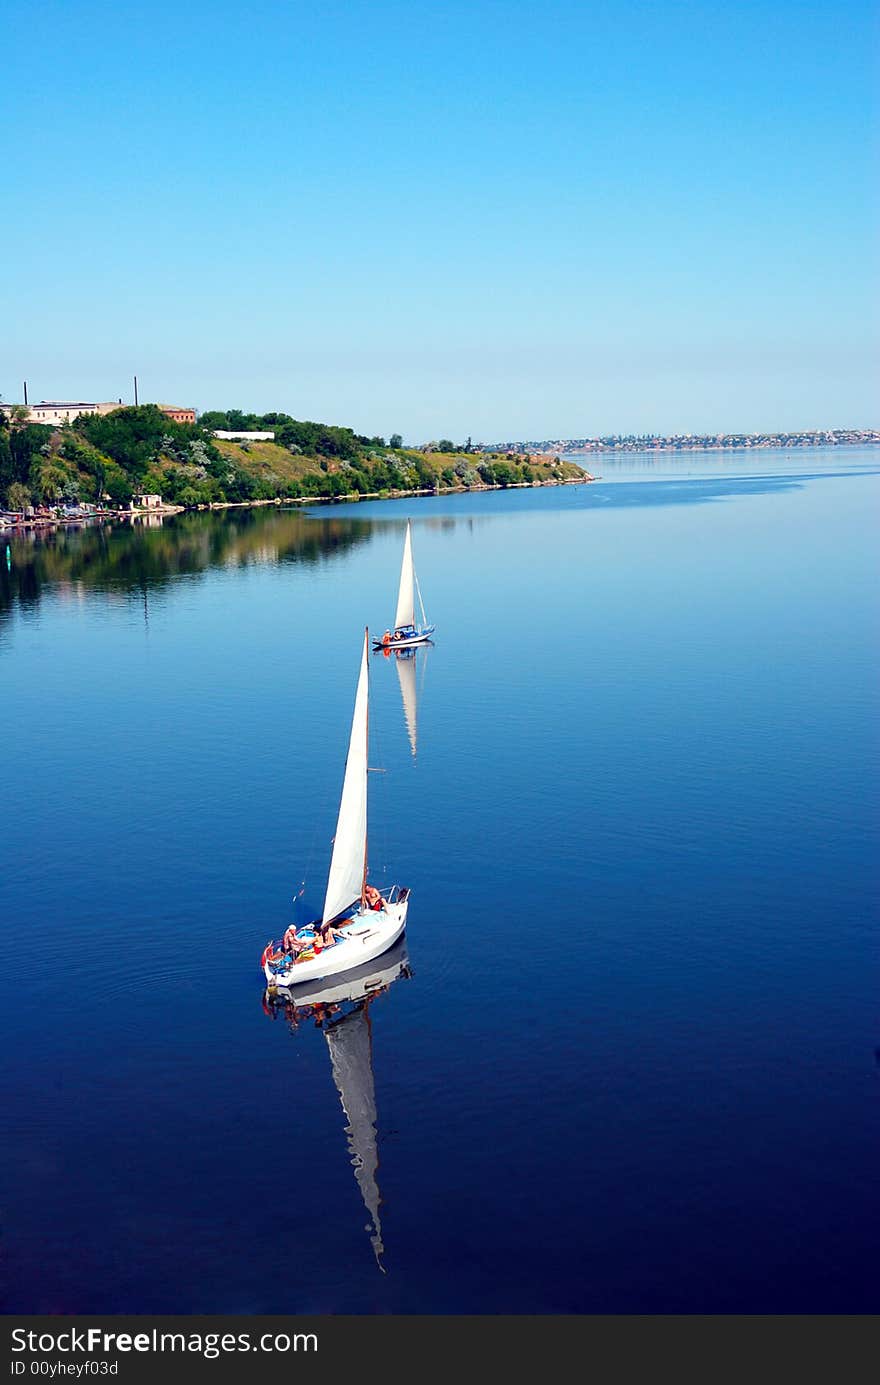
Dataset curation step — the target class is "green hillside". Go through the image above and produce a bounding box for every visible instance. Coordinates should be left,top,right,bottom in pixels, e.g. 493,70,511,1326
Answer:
0,404,584,511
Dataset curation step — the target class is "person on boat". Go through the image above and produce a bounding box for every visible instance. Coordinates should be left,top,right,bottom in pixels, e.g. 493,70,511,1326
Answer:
282,923,311,956
363,884,385,911
382,629,391,646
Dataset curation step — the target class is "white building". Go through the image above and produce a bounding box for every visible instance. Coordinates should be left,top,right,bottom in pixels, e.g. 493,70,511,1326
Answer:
212,430,275,441
8,401,125,427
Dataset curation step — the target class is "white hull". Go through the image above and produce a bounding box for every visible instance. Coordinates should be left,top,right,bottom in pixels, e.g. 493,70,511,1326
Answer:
373,628,434,650
267,936,410,1009
264,899,408,988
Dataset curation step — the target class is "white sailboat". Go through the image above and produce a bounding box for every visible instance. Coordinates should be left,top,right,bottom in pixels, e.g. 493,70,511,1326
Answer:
373,520,435,650
261,629,409,987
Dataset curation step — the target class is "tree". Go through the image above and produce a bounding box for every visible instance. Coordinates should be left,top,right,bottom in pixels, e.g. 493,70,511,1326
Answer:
0,427,12,495
389,433,403,449
7,481,30,512
198,411,229,431
438,439,455,453
101,464,133,505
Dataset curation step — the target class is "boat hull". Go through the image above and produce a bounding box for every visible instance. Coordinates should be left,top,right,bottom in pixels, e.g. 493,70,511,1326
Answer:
372,627,435,650
263,899,408,988
266,935,410,1009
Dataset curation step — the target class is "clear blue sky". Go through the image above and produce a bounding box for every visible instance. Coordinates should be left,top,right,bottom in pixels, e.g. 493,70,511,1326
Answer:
2,0,877,442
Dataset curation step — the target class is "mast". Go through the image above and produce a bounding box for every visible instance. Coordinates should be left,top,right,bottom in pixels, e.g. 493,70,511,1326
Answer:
362,627,369,908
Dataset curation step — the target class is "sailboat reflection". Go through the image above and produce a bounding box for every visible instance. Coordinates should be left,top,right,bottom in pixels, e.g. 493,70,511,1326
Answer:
263,937,412,1268
380,642,433,758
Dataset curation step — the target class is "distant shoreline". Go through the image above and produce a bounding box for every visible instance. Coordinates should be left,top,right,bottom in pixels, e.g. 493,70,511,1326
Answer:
561,441,880,456
4,440,878,534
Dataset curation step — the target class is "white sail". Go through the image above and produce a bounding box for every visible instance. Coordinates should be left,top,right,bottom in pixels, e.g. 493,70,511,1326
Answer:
322,631,369,926
395,652,418,757
393,521,415,631
325,1005,384,1267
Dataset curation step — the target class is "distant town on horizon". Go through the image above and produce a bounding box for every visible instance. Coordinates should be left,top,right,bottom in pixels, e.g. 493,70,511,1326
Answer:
1,394,877,458
485,428,879,455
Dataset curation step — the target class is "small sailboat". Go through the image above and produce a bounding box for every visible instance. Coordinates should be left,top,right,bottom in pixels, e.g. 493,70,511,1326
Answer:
372,520,435,650
261,629,409,988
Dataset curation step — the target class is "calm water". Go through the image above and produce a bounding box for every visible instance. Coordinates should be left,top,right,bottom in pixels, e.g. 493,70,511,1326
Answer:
2,449,878,1313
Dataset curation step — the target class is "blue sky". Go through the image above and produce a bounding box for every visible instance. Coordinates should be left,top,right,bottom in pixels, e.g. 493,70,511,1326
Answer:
2,0,877,441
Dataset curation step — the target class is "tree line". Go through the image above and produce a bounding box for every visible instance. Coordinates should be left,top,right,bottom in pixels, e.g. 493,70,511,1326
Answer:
0,404,567,511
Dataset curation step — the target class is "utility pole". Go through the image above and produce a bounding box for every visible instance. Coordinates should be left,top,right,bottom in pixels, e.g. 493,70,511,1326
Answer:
133,375,138,406
23,381,28,406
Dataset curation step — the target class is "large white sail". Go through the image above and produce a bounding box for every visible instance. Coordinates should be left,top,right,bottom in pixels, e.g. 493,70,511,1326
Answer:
395,652,418,758
393,521,415,631
322,632,369,925
325,1005,384,1267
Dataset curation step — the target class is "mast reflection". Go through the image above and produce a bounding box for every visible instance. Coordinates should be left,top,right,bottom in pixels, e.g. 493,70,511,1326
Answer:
378,642,433,759
263,937,411,1268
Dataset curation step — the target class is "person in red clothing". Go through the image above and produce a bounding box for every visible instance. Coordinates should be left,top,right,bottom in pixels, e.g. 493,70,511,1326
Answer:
363,884,384,911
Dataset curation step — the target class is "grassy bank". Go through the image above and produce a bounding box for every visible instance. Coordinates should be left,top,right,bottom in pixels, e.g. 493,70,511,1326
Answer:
0,404,585,513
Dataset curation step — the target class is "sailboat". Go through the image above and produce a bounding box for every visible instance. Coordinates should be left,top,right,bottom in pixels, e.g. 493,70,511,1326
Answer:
372,520,435,650
261,629,409,988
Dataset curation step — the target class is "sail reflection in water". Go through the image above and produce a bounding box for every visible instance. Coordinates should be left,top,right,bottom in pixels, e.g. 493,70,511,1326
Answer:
381,642,432,759
263,938,411,1268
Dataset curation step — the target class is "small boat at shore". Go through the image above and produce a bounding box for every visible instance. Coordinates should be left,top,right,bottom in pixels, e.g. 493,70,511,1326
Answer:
372,520,435,650
262,628,409,989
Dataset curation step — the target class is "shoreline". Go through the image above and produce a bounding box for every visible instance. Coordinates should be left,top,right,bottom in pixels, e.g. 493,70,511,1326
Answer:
205,470,596,511
5,435,879,532
1,472,596,532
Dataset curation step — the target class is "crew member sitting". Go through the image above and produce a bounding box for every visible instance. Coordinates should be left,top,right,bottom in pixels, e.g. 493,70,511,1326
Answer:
282,923,315,956
363,884,385,911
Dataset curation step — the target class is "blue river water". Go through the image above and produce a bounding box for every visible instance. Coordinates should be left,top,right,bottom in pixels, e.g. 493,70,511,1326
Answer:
1,448,878,1313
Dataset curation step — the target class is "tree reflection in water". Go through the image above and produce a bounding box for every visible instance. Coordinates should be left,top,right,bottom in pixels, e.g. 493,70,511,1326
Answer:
0,508,373,628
